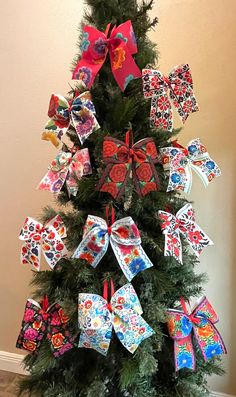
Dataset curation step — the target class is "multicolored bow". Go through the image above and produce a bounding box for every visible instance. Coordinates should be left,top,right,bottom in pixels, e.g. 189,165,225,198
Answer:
72,208,153,281
78,280,154,355
16,296,75,357
37,147,92,197
72,20,141,91
158,204,213,263
42,91,100,147
96,131,160,199
142,64,199,130
167,297,226,370
19,215,68,271
160,138,221,193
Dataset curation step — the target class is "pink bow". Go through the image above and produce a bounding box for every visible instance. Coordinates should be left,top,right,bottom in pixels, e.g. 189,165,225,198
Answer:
72,21,141,91
158,204,213,263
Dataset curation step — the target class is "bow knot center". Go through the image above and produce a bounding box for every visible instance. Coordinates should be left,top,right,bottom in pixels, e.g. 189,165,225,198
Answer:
106,303,113,312
189,314,201,325
107,226,112,235
163,75,170,86
39,310,50,321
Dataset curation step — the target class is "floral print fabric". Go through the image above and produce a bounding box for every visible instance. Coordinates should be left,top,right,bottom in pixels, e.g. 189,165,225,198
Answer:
78,283,154,355
72,215,153,281
167,297,226,370
41,91,100,147
160,138,221,193
72,20,141,91
16,299,75,357
158,204,213,263
96,136,160,199
37,148,92,197
142,64,199,130
19,215,68,271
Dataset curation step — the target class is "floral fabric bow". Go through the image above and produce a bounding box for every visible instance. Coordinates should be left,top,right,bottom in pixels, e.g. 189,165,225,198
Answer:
142,64,199,130
72,211,153,281
42,91,100,147
167,297,226,370
78,281,154,355
16,297,75,357
160,138,221,193
96,132,160,199
158,204,213,263
72,20,141,91
19,215,68,271
37,148,92,197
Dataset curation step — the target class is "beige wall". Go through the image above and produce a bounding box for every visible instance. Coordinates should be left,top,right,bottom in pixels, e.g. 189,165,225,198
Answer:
0,0,235,395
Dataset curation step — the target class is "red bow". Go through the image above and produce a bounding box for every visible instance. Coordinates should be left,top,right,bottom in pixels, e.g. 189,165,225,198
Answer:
72,21,141,91
96,131,160,199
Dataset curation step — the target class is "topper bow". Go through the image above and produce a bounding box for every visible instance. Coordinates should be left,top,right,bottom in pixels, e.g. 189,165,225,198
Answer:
16,297,75,357
78,281,154,355
72,20,141,91
42,91,100,147
19,215,68,271
96,132,160,199
167,297,226,370
158,204,213,263
37,148,92,197
72,211,153,281
142,64,199,130
160,138,221,193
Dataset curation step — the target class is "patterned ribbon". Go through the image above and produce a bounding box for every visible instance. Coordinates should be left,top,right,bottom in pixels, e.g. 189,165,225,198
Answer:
19,215,68,271
78,281,154,355
96,131,160,199
37,147,92,197
160,138,221,193
42,91,100,147
142,64,199,130
158,204,213,263
16,296,75,357
167,297,226,370
72,20,141,91
72,209,153,281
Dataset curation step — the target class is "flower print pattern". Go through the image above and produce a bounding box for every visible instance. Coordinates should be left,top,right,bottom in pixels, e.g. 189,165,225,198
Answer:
74,66,93,86
78,283,154,355
81,32,90,52
72,215,153,281
124,73,135,90
16,299,75,357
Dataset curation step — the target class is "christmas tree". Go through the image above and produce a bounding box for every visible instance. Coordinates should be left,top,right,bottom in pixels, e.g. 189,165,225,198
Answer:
17,1,226,396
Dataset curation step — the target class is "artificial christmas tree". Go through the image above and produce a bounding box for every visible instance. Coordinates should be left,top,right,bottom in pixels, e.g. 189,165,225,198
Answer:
16,1,226,396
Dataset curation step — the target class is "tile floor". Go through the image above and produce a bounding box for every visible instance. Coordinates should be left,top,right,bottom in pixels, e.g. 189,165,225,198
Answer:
0,370,25,397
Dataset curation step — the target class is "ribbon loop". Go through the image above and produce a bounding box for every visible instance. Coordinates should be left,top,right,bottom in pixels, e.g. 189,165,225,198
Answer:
160,138,221,193
96,135,160,199
72,20,141,91
78,283,154,356
19,215,68,271
159,203,213,264
142,64,199,130
167,297,226,370
37,147,92,197
72,214,153,281
42,91,100,147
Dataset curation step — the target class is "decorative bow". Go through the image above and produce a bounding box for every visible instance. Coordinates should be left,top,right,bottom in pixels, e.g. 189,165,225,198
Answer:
37,147,92,197
167,297,226,370
78,280,154,355
158,204,213,263
19,215,68,271
142,64,199,130
96,131,160,199
72,20,141,91
72,208,153,281
16,296,75,357
42,91,100,147
160,138,221,193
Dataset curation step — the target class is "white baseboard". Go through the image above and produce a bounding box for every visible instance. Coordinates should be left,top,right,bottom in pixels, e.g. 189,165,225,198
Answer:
0,351,235,396
0,350,27,375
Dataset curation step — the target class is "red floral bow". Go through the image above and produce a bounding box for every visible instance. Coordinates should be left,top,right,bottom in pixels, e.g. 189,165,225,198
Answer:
142,64,199,130
72,20,141,91
16,297,75,357
96,131,160,199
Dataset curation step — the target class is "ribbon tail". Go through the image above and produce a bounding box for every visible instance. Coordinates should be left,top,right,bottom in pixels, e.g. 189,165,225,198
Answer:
37,167,69,194
96,163,130,200
193,321,227,362
21,241,41,271
183,224,214,258
71,107,100,145
66,161,84,197
164,230,182,264
174,336,195,370
151,95,173,131
42,226,68,269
